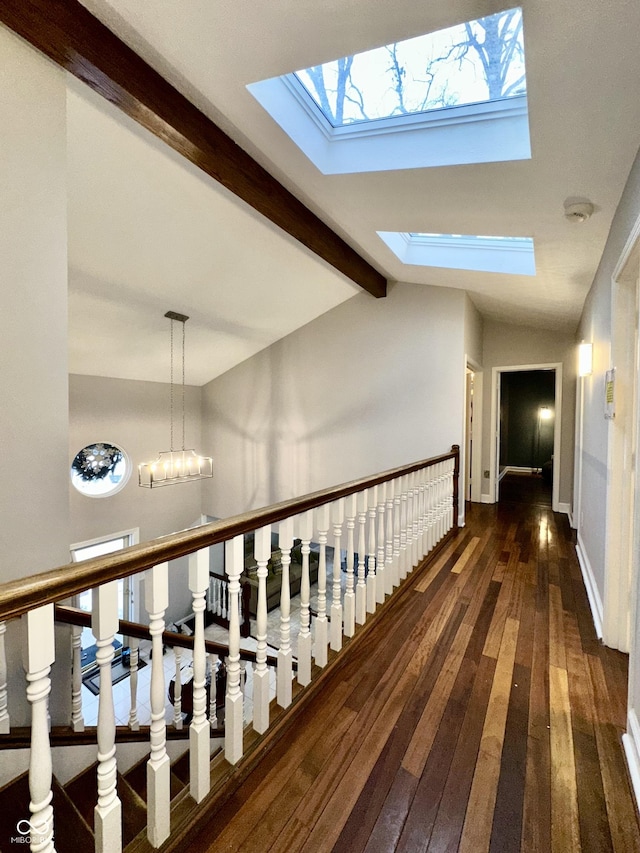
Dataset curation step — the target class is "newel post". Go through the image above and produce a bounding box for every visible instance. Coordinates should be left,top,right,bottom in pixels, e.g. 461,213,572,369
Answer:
451,444,460,530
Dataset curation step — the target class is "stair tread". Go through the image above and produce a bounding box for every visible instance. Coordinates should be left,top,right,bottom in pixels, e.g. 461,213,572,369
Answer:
0,772,95,853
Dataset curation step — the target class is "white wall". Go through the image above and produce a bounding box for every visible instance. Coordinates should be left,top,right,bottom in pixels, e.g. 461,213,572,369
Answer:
0,26,72,729
576,146,640,766
69,374,204,545
576,149,640,613
69,374,206,625
201,282,468,518
464,295,484,366
0,26,70,579
480,321,576,508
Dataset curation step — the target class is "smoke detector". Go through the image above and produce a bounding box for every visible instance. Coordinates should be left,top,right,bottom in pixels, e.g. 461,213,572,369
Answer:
564,201,594,223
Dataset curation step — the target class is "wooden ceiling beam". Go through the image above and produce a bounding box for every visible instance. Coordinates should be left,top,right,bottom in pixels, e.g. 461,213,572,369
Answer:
0,0,387,298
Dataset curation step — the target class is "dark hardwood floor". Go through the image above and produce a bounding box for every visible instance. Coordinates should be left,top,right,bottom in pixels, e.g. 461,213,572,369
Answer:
188,493,639,852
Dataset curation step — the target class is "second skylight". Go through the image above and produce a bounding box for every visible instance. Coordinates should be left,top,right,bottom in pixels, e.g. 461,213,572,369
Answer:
377,233,536,275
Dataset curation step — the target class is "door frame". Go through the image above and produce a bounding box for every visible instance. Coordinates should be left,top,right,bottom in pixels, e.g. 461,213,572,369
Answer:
489,362,563,511
463,356,483,509
604,215,640,652
70,527,140,621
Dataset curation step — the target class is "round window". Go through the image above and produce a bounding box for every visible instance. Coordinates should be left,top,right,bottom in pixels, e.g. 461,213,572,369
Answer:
70,442,131,498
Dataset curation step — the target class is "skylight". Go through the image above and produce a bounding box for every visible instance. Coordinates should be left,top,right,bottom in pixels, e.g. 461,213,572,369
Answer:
294,8,526,128
377,232,536,275
247,8,531,173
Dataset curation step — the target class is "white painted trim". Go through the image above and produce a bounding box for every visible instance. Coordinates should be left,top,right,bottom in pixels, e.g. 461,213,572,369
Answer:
70,527,139,556
480,493,494,504
623,708,640,814
567,509,574,528
464,355,483,505
604,234,640,652
576,532,604,639
613,209,640,282
248,73,531,174
558,502,570,515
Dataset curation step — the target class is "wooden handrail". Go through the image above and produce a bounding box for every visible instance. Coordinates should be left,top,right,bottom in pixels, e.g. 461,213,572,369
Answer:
0,448,458,622
55,605,281,668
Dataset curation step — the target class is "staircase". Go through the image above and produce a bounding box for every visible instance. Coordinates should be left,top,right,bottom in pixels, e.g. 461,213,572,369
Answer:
0,448,459,852
0,745,219,851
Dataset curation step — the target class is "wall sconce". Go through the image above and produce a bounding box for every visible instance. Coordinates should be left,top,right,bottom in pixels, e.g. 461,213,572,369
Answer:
539,405,552,421
578,342,593,377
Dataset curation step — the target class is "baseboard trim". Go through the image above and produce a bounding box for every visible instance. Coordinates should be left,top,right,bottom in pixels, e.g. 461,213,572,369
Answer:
480,494,494,504
558,501,570,515
623,709,640,814
576,533,603,639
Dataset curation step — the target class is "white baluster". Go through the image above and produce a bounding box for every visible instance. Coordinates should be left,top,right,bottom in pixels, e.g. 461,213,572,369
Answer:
22,605,55,853
376,483,386,605
241,659,251,726
70,624,84,733
417,470,427,560
448,458,455,532
128,637,140,731
438,463,445,539
189,547,210,802
393,477,402,586
385,481,396,594
208,654,218,728
366,486,378,614
225,536,244,763
93,582,122,853
411,472,420,569
222,581,228,621
426,469,436,552
277,517,294,708
296,510,314,686
253,525,271,734
172,647,183,730
399,475,409,580
330,499,345,652
343,494,357,638
145,562,170,847
314,505,330,667
405,473,414,574
356,489,368,625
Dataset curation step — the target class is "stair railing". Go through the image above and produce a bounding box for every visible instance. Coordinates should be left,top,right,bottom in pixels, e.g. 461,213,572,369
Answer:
0,446,459,852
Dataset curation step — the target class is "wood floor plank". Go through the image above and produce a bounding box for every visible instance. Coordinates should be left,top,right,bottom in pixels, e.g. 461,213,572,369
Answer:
587,654,640,853
483,546,520,658
184,494,640,853
451,536,481,574
458,617,520,853
549,663,581,853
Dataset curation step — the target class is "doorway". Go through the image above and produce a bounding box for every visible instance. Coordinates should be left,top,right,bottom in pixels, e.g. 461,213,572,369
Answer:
70,528,139,663
603,221,640,652
489,363,563,511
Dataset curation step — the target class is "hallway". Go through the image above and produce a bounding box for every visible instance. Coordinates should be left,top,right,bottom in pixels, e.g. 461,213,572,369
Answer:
187,499,640,852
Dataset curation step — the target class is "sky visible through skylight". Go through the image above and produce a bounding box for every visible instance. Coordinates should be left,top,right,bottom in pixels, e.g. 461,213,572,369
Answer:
294,7,526,127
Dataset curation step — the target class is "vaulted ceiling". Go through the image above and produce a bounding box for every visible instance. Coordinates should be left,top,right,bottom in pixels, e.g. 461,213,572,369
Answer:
10,1,640,384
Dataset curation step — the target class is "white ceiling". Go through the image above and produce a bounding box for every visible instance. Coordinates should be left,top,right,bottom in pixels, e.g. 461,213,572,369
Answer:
70,0,640,385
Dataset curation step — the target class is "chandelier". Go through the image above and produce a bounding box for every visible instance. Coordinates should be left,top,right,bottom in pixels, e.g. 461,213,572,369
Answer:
139,311,213,488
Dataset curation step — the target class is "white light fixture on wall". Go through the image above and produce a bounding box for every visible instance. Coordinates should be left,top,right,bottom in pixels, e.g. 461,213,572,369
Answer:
139,311,213,488
578,342,593,377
